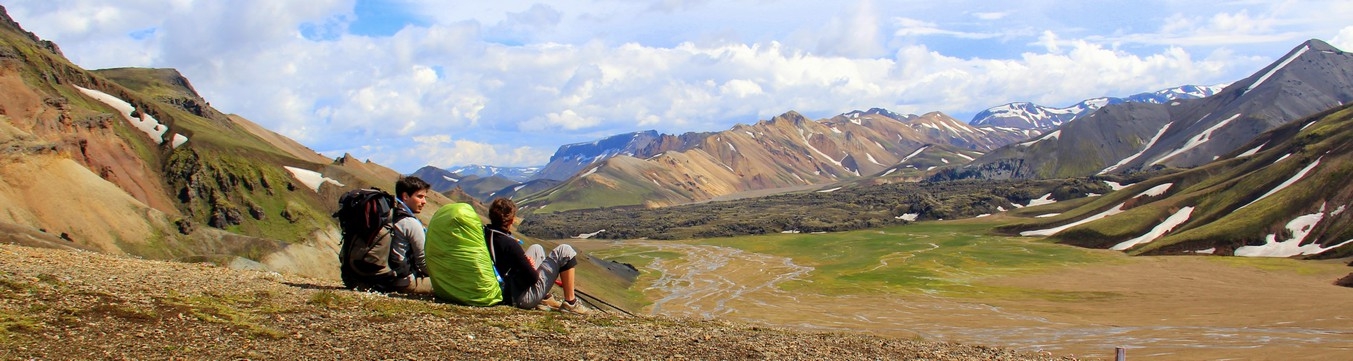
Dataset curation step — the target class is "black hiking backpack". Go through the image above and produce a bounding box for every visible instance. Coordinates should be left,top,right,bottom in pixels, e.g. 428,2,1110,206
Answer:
334,188,412,290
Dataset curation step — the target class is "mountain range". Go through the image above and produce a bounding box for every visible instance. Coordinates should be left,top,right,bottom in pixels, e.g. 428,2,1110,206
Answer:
950,39,1353,180
969,84,1227,130
515,109,1033,211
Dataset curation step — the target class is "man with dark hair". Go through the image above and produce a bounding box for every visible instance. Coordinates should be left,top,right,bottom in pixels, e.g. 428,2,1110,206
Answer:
485,198,588,314
387,176,431,292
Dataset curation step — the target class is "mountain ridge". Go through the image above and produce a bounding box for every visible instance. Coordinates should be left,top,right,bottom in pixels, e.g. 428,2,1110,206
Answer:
950,39,1353,181
970,84,1226,130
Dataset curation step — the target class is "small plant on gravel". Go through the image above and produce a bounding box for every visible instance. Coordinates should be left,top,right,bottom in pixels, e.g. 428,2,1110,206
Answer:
307,290,350,309
531,313,568,334
0,312,40,343
161,291,286,339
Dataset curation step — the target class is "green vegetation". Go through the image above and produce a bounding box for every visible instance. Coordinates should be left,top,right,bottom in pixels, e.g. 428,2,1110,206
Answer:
162,290,290,339
695,220,1122,299
522,178,1098,240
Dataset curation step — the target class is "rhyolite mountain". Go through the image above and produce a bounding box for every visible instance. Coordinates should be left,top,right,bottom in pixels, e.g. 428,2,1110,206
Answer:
970,84,1226,130
948,39,1353,180
517,109,1032,212
0,6,456,279
999,102,1353,259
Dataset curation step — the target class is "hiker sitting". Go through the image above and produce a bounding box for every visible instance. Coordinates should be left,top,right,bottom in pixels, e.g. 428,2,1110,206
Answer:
386,176,431,293
485,198,588,314
425,202,503,306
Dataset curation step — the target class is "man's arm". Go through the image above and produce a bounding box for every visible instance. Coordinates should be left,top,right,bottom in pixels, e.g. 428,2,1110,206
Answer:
396,218,429,278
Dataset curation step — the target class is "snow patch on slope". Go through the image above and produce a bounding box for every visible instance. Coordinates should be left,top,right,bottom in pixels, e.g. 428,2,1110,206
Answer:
1244,45,1309,94
284,166,345,192
1111,206,1195,251
1235,203,1353,257
1239,156,1322,210
1152,114,1241,166
1101,123,1172,174
1019,130,1060,147
75,86,189,148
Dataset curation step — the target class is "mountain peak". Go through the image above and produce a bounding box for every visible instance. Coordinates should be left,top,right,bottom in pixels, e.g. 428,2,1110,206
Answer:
1303,38,1338,52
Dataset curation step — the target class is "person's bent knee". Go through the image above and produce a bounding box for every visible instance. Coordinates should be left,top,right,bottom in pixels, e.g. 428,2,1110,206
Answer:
551,244,576,259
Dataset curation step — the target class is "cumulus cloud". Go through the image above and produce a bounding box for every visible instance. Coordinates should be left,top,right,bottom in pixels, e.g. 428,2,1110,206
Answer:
1332,26,1353,51
411,135,552,169
5,0,1347,173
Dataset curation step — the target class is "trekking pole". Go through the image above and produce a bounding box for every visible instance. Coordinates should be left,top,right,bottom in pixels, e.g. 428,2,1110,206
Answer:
575,288,637,318
555,280,638,317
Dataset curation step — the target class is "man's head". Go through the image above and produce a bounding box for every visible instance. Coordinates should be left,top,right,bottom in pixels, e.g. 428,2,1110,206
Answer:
488,198,517,230
395,176,431,214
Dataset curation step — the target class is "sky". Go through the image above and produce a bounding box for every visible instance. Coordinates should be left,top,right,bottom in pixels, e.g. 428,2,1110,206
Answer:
7,0,1353,173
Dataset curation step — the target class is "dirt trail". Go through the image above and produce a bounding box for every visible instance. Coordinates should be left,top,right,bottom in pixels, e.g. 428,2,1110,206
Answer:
589,240,1353,360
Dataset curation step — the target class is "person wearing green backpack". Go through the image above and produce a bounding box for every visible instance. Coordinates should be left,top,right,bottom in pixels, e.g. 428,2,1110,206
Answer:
424,202,502,306
485,198,589,314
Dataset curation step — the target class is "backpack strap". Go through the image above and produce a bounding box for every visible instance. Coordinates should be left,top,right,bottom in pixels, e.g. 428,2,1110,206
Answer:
487,229,514,306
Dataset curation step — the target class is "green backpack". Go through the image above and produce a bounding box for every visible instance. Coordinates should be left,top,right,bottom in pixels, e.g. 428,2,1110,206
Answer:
425,203,502,306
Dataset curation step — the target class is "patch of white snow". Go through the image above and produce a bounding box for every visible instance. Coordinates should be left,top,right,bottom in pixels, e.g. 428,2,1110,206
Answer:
1151,114,1241,166
1100,123,1172,174
1026,194,1056,207
1245,45,1309,94
1240,157,1322,210
1236,143,1266,158
1111,206,1195,250
283,166,345,193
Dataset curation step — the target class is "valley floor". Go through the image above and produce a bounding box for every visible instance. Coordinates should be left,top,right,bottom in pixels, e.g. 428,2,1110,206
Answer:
575,219,1353,360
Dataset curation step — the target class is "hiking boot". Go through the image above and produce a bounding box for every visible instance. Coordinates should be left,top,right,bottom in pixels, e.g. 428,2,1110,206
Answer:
536,295,563,311
560,299,590,315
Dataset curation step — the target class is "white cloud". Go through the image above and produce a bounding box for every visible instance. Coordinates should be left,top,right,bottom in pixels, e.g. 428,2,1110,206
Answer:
1332,26,1353,51
891,17,998,39
6,0,1348,173
411,135,552,168
972,12,1007,21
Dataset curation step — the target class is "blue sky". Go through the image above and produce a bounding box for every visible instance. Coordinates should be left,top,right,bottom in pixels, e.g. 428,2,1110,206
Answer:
8,0,1353,173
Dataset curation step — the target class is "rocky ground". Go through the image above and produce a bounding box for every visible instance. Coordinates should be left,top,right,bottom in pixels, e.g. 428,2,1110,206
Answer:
0,242,1074,360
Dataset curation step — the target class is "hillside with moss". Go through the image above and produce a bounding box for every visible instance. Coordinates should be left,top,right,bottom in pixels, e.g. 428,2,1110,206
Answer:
998,103,1353,259
0,6,455,279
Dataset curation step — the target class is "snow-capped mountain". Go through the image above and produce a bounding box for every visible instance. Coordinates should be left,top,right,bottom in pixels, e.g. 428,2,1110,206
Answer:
970,84,1226,130
447,164,540,183
954,39,1353,180
533,130,666,181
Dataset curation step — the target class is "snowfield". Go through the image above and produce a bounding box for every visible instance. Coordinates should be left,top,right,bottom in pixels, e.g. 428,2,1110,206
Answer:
1100,123,1172,174
1025,193,1056,207
573,230,606,239
75,86,188,148
1152,114,1240,166
283,166,345,192
1111,206,1195,251
1021,183,1173,237
1239,156,1322,210
1235,203,1353,257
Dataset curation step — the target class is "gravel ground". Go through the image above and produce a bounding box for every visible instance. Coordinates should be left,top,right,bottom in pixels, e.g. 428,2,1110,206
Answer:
0,243,1075,360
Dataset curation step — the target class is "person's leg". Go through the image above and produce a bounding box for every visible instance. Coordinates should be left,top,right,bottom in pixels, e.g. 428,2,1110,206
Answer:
525,244,545,267
560,266,576,303
539,245,586,313
513,244,554,308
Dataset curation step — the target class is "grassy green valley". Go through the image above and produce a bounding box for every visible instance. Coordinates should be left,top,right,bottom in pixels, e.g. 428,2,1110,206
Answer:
571,218,1353,359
